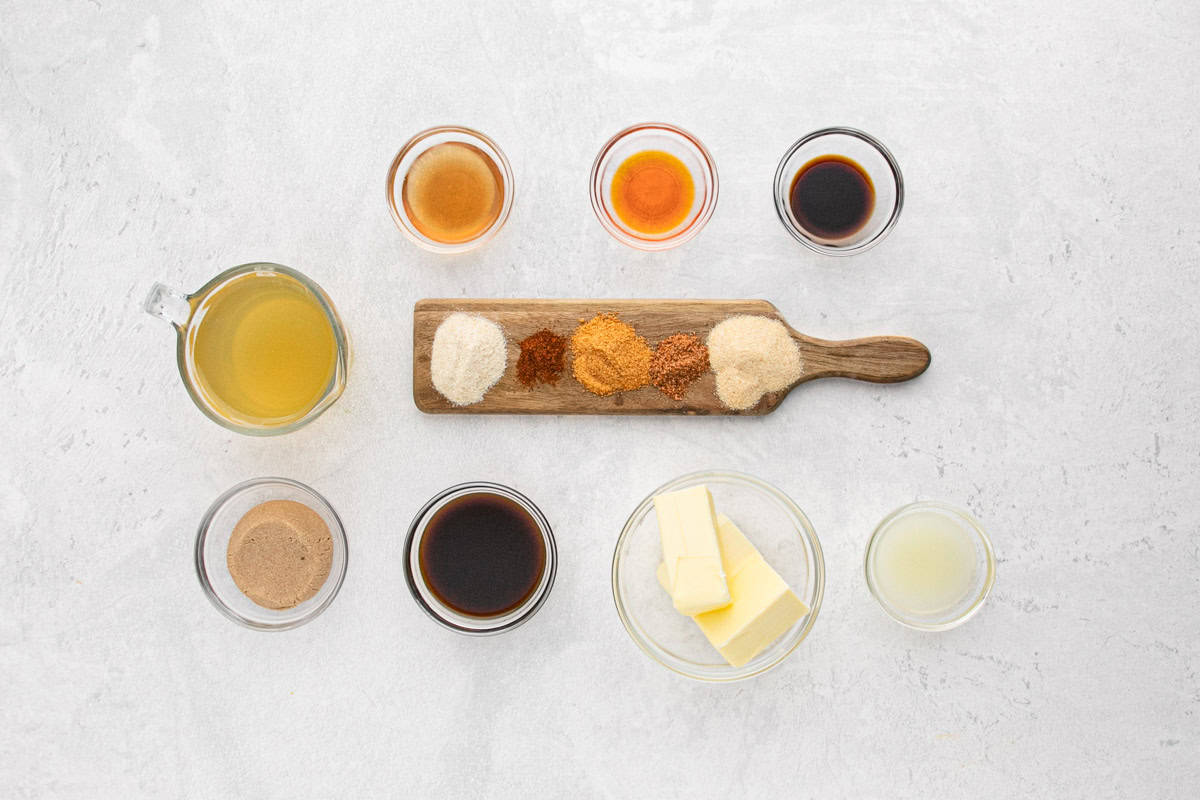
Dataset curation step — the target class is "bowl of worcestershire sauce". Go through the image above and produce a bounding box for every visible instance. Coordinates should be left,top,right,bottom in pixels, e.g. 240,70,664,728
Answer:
773,127,903,256
404,482,556,635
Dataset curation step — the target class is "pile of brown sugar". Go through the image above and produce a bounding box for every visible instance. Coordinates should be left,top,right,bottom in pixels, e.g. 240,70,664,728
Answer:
570,313,651,396
649,333,709,401
516,329,567,387
226,499,333,609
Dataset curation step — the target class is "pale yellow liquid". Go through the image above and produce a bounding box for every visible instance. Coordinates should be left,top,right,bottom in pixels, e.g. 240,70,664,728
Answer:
873,511,978,615
187,272,338,427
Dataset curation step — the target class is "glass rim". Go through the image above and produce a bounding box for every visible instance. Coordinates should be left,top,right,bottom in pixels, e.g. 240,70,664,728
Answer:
171,262,349,437
589,121,719,251
194,476,349,631
385,125,515,254
773,126,904,256
611,469,825,682
403,481,557,636
863,500,996,631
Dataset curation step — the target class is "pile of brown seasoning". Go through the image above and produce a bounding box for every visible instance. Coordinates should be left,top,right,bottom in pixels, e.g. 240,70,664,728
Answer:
649,333,709,401
226,500,333,610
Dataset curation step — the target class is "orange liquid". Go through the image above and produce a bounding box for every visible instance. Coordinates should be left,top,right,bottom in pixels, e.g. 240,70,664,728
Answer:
402,142,504,243
610,150,695,235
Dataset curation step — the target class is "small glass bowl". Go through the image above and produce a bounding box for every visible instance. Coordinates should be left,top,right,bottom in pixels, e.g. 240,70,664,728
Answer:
589,122,718,251
386,125,515,254
864,501,996,631
612,470,824,682
773,127,903,255
195,477,348,631
404,482,557,636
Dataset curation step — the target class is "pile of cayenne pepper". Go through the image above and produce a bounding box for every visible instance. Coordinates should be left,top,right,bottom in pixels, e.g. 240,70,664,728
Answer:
516,329,567,387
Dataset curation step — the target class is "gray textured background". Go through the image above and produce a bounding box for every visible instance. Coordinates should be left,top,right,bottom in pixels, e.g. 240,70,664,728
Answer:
2,1,1198,797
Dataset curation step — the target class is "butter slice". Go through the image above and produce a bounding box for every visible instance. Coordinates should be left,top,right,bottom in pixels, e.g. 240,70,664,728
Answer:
653,485,731,615
658,513,809,667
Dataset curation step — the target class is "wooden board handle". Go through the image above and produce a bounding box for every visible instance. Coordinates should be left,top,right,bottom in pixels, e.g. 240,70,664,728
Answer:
797,335,931,384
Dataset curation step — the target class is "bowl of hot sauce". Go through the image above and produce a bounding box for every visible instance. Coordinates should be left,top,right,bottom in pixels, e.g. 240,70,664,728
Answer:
589,122,718,251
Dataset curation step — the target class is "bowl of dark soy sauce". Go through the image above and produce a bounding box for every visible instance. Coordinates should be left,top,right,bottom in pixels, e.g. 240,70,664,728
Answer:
773,127,903,256
404,482,556,635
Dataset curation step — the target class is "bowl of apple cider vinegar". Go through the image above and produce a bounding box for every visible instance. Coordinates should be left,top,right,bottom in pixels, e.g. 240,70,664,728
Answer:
386,126,514,254
864,501,996,631
144,263,349,435
590,122,718,251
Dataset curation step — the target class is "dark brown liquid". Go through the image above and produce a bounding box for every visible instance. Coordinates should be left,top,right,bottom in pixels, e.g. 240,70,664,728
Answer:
789,155,875,240
419,492,545,617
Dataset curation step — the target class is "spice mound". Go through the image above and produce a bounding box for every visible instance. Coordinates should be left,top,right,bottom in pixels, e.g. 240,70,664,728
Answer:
649,333,709,401
707,315,803,410
570,313,651,396
517,329,567,387
226,500,333,610
431,312,507,406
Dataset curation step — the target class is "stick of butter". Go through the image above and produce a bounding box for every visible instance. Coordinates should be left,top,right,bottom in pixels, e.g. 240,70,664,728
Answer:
657,513,809,667
653,485,731,615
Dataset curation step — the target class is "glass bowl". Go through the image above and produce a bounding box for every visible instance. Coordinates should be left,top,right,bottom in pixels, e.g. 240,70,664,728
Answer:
773,126,903,255
864,501,996,631
403,482,557,636
589,122,718,251
195,477,348,631
386,125,515,254
612,470,824,682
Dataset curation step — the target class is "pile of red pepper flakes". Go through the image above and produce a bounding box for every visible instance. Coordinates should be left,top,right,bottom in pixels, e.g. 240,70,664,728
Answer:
516,329,567,387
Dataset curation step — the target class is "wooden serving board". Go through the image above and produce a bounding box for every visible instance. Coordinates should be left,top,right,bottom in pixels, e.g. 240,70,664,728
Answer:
413,299,930,415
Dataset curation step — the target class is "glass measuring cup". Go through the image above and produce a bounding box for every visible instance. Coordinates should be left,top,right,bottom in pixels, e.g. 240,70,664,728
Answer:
144,263,349,435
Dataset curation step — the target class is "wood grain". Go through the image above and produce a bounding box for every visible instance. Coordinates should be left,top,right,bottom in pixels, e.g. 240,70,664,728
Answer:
413,299,930,415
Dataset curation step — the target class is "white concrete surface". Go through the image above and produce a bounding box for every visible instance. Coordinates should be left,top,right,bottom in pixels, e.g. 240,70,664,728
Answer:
2,1,1198,797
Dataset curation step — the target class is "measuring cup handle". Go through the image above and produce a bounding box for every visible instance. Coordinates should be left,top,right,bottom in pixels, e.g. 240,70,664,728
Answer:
143,283,191,327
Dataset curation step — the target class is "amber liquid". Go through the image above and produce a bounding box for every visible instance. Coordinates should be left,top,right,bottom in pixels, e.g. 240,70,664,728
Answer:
789,155,875,240
610,150,695,235
419,492,545,617
187,272,338,427
402,142,504,244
